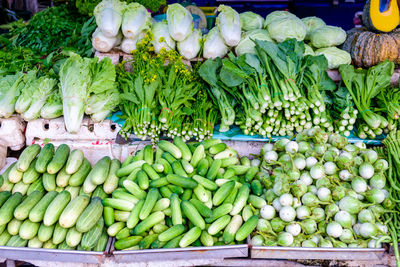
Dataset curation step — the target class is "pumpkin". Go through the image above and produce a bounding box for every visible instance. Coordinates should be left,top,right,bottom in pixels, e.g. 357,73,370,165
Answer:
363,0,399,33
342,27,400,68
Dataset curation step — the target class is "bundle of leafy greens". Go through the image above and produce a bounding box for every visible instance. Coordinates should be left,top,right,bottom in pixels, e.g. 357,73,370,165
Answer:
0,72,24,118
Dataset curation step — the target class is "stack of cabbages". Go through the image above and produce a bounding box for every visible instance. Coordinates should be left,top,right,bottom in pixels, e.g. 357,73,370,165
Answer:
251,128,393,248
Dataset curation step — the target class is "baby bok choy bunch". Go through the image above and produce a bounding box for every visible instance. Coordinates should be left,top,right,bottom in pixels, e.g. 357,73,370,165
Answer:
250,128,393,248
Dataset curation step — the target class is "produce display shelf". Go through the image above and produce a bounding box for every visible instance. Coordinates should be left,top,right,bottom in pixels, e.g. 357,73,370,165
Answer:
110,241,248,263
250,246,386,261
0,238,112,264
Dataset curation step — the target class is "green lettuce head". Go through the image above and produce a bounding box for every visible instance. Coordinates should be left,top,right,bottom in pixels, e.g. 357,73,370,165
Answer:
240,12,264,31
310,26,347,48
235,29,273,56
267,17,306,43
316,47,351,69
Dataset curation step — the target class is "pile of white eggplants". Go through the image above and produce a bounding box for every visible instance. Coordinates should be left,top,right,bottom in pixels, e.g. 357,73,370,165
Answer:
250,127,393,248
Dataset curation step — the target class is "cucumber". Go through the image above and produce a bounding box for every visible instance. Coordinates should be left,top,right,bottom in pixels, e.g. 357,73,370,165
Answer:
38,223,55,242
155,147,164,161
158,141,182,159
152,163,164,173
12,181,29,195
58,241,75,250
92,186,108,200
22,158,40,184
127,199,145,229
181,188,193,200
17,144,41,172
107,222,125,237
159,186,173,198
43,173,56,191
137,170,149,190
162,152,176,164
209,143,227,155
142,163,160,180
201,139,222,150
112,190,138,204
43,190,71,226
153,223,169,234
171,161,187,177
213,180,235,206
7,218,22,235
28,237,43,248
242,205,253,222
123,180,147,199
29,191,58,222
190,145,205,168
43,239,57,249
196,158,209,177
139,233,158,249
83,174,97,194
192,175,218,191
163,234,183,248
0,191,11,207
93,230,108,251
56,165,71,188
0,231,11,245
143,145,154,165
89,156,111,185
149,177,169,188
76,197,103,233
189,199,212,218
230,165,250,176
241,156,251,166
117,160,146,178
116,227,130,240
104,206,115,227
200,230,214,246
65,186,81,200
8,163,23,183
14,190,43,220
27,178,44,195
170,193,182,225
139,188,159,220
81,217,104,250
166,174,198,189
65,149,84,175
158,158,173,174
222,184,239,205
114,211,130,222
133,211,165,235
208,215,231,235
35,143,55,173
181,159,194,174
7,235,28,247
181,200,205,230
19,219,40,240
114,236,142,250
179,226,201,247
221,157,239,167
167,185,184,195
103,198,134,211
230,183,250,215
223,215,243,244
205,203,233,223
47,144,70,174
152,198,170,212
0,192,22,225
122,155,135,168
235,215,258,241
59,195,90,228
245,166,259,182
223,169,235,179
248,195,267,209
251,180,263,196
194,184,209,203
158,224,186,242
173,137,192,161
103,159,120,194
53,222,68,245
69,158,91,187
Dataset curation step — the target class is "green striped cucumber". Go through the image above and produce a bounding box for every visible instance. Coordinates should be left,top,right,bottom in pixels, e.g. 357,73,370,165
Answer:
205,204,233,223
122,155,135,168
43,190,71,226
196,158,209,177
83,174,97,194
114,236,142,250
223,185,239,205
162,152,176,164
213,180,235,206
114,211,130,222
235,215,258,241
123,180,146,199
116,160,146,178
28,237,43,248
201,139,221,150
167,185,184,195
142,163,160,180
103,198,134,211
79,186,92,198
139,233,158,249
149,177,168,188
159,186,172,198
209,143,227,155
181,200,205,230
163,234,183,248
8,163,23,183
0,231,11,245
0,175,14,192
66,226,82,247
171,161,187,177
153,224,169,234
88,156,111,185
139,188,159,220
208,215,231,235
92,186,108,200
7,235,28,247
38,223,55,242
104,206,114,227
155,146,163,161
200,231,214,246
143,145,153,165
65,186,81,200
248,195,266,209
189,199,212,218
152,198,170,212
173,137,192,161
158,224,186,242
17,144,41,172
0,192,22,225
93,229,108,251
43,173,56,191
223,215,243,244
179,226,201,247
251,180,263,196
76,197,103,233
181,159,194,174
0,223,6,235
14,190,44,220
167,194,181,224
27,178,44,195
181,188,193,200
19,220,40,240
81,217,104,250
107,221,125,237
43,239,57,249
35,143,55,173
158,141,182,159
242,205,253,222
127,199,144,229
152,163,164,173
133,211,165,235
158,158,172,174
103,159,120,194
241,156,251,166
69,158,91,187
207,159,222,179
56,165,71,188
246,166,259,182
166,174,198,189
7,218,22,235
136,170,149,190
116,227,130,240
65,149,84,175
112,190,138,204
193,184,209,203
190,145,205,168
197,174,217,186
58,241,75,250
47,144,70,174
151,239,166,249
22,158,40,184
59,195,90,228
0,191,11,207
29,191,58,222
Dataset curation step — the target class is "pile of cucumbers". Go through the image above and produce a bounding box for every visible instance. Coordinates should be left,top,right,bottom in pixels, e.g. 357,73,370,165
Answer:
0,143,116,250
104,137,262,250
